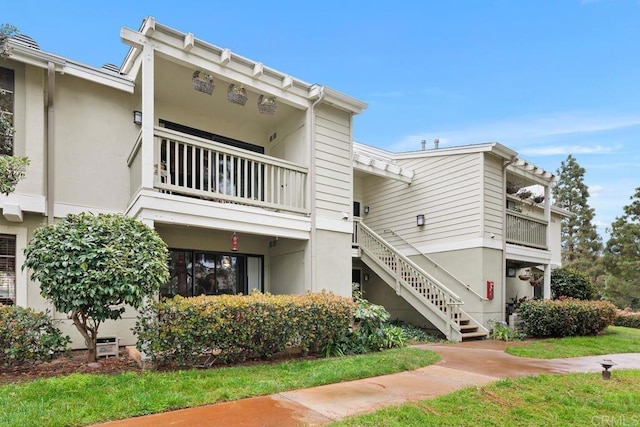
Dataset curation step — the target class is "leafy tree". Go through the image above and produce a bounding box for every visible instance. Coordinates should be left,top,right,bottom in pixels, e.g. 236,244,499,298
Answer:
602,187,640,309
552,155,603,283
550,267,595,300
23,213,169,362
0,23,29,195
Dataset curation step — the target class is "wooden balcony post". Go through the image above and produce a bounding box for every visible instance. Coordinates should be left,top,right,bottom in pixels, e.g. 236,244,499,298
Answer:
141,44,155,190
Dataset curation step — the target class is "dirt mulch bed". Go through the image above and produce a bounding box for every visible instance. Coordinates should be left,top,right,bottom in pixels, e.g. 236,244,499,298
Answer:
0,348,141,385
0,347,321,385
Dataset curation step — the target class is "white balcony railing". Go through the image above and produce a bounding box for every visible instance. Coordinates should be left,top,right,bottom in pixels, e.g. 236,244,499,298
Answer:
506,211,547,249
129,127,308,214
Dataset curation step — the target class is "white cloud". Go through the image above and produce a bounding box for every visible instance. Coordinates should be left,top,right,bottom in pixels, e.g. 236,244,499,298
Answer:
389,111,640,152
587,184,606,198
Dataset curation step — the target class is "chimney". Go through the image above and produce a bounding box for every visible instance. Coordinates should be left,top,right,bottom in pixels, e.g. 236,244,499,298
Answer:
421,139,426,151
434,139,440,149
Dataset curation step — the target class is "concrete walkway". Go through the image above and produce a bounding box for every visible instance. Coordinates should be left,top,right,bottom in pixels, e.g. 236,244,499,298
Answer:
95,341,640,427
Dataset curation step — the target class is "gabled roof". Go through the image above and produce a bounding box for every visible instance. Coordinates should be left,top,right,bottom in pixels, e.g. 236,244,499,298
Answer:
356,141,555,185
7,37,135,93
119,17,367,114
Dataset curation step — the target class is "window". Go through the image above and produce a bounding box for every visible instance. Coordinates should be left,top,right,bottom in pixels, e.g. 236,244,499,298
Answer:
161,249,263,298
0,234,16,305
0,67,15,156
353,201,361,218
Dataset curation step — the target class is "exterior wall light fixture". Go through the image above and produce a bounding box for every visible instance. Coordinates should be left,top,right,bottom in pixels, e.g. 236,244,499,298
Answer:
133,110,142,125
416,214,425,227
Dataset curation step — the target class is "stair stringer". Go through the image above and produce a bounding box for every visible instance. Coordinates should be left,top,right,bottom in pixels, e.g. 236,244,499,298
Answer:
355,221,488,341
360,249,463,342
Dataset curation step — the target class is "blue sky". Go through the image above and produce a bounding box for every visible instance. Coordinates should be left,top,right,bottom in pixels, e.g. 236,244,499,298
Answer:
3,0,639,240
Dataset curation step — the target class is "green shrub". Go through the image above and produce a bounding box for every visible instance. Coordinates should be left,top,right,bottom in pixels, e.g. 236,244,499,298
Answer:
518,298,616,338
551,268,595,300
489,320,526,341
614,309,640,329
390,320,437,342
0,305,70,367
135,292,354,367
322,296,408,356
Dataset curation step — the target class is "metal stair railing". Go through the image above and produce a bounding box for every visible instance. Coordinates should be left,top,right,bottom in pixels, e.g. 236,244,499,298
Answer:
354,220,463,339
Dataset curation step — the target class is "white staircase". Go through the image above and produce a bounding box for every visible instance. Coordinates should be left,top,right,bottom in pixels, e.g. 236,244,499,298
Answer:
354,221,487,342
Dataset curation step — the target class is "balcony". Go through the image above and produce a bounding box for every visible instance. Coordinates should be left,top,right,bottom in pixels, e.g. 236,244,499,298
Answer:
128,127,308,215
506,211,547,249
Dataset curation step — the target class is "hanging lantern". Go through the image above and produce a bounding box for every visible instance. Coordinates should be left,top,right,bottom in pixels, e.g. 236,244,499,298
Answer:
231,232,238,252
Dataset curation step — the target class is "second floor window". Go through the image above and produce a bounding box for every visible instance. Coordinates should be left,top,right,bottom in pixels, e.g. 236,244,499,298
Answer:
0,66,15,155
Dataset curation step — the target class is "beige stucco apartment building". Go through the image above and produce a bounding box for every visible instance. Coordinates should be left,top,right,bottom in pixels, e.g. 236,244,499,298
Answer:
0,18,566,346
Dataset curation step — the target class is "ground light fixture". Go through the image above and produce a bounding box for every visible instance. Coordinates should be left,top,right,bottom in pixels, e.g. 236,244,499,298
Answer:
600,359,616,380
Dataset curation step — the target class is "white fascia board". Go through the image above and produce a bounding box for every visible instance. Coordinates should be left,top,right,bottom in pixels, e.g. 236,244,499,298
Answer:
353,141,396,161
506,243,552,265
320,87,368,115
506,162,555,185
393,142,503,160
127,190,311,240
353,162,413,183
63,62,134,93
122,27,310,109
353,142,414,182
9,42,134,93
0,193,46,214
7,43,67,68
121,21,367,112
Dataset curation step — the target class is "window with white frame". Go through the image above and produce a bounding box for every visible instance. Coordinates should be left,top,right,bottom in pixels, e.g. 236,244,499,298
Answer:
0,66,15,155
0,234,16,305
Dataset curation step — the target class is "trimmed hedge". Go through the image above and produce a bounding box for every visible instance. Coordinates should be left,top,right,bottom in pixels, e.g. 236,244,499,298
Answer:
518,298,617,338
0,305,70,367
135,292,355,367
614,309,640,329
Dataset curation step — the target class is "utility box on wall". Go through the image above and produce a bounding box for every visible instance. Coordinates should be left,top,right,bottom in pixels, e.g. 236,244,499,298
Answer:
96,337,119,358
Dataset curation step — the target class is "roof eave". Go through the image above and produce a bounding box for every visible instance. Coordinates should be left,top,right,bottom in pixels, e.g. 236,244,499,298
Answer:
8,41,135,93
119,17,367,113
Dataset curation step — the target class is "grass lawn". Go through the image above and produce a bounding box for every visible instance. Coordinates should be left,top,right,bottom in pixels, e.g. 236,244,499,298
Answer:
0,347,439,427
331,370,640,426
506,326,640,359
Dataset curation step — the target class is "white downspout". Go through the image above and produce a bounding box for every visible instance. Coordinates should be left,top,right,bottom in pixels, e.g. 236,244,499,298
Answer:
501,156,517,322
543,184,552,299
308,86,325,292
46,62,55,224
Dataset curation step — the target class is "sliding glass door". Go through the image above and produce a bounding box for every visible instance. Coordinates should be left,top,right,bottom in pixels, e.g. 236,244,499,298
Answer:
161,249,262,298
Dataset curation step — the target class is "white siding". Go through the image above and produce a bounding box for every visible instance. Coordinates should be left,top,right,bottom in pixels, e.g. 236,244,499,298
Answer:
314,105,352,218
363,152,483,248
484,153,504,238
